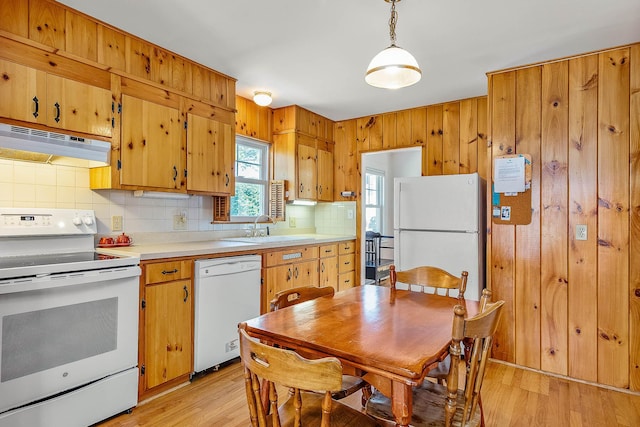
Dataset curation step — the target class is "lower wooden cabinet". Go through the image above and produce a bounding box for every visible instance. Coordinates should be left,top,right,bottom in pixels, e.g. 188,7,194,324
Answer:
319,243,339,290
140,259,193,399
338,241,356,291
263,246,319,312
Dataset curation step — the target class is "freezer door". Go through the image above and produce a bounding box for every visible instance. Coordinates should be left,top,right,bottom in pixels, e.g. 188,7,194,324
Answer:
394,229,484,301
394,173,481,232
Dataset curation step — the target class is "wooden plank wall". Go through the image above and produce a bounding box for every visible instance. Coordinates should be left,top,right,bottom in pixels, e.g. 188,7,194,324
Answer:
487,43,640,390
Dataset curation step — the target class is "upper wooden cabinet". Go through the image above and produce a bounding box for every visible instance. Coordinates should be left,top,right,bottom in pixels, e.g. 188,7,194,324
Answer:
186,111,235,195
0,58,113,137
235,96,271,142
120,94,185,190
272,105,335,202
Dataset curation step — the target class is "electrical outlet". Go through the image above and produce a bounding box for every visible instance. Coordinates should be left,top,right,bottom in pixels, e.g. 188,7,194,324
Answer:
347,209,354,220
111,215,123,231
576,224,587,241
173,214,187,230
289,216,297,228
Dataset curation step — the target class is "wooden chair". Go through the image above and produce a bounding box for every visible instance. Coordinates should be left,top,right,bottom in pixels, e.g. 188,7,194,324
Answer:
390,264,469,384
269,286,368,402
238,323,382,427
365,297,505,427
389,264,468,300
270,285,335,311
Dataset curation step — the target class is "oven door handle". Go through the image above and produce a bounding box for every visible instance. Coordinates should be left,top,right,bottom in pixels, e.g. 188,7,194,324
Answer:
183,285,189,303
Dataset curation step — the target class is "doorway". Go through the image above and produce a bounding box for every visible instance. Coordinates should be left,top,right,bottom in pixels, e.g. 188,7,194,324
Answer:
361,147,421,284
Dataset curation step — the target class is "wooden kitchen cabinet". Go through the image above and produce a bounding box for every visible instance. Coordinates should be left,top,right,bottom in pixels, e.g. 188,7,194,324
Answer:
186,111,235,195
319,243,339,290
338,240,356,291
263,246,319,312
141,259,193,399
120,94,185,191
272,105,334,202
0,58,113,137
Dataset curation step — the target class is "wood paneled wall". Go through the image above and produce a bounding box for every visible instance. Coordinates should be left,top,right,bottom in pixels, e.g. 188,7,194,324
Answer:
487,43,640,390
334,96,489,306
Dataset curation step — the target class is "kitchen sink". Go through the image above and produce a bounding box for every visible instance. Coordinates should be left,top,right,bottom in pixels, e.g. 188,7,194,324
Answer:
220,235,313,244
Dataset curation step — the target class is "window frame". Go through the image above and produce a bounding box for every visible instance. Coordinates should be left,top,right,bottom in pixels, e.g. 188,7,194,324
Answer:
364,168,384,233
230,136,270,222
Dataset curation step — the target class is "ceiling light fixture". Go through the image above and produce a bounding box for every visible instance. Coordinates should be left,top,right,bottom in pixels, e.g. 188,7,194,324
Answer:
253,91,272,107
365,0,421,89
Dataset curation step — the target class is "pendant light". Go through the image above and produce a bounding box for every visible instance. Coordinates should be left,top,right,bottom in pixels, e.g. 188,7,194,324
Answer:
365,0,421,89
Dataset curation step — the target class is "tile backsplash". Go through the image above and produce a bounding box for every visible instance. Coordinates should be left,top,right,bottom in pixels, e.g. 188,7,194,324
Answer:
0,159,356,239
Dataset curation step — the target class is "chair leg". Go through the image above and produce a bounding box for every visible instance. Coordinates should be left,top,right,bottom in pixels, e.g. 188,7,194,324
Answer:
361,384,372,407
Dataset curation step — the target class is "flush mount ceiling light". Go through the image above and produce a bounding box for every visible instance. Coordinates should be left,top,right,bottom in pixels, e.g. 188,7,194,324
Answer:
365,0,421,89
253,91,272,107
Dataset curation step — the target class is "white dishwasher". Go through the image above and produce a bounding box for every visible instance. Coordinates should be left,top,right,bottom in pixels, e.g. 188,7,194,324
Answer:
194,254,262,373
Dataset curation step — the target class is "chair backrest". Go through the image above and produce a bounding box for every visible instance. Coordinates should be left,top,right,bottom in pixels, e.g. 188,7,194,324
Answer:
270,286,335,311
389,264,468,300
444,295,504,426
238,323,343,427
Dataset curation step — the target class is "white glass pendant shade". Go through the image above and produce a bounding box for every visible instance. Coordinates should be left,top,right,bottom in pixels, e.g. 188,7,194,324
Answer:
365,45,421,89
253,91,272,107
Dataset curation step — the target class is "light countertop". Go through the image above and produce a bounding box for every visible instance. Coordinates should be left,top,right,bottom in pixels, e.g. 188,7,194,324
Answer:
96,234,355,261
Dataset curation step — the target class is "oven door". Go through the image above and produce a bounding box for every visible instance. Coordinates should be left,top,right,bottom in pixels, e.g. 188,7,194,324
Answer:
0,266,140,414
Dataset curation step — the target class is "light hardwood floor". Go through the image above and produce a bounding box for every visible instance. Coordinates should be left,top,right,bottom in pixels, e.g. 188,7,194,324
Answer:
96,360,640,426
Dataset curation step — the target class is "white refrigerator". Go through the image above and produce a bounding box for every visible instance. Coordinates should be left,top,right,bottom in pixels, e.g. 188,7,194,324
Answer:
393,173,485,301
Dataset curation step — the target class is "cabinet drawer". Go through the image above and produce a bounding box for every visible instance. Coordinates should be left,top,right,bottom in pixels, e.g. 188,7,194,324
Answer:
319,244,338,258
265,246,319,267
145,260,192,284
338,254,355,274
338,241,355,255
338,271,355,291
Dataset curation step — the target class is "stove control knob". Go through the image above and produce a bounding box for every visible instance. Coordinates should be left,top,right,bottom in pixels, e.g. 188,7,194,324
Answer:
83,216,94,226
72,216,83,226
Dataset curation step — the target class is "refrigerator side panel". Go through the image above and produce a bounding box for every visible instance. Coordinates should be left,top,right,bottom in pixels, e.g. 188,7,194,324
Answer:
394,173,480,232
395,230,485,301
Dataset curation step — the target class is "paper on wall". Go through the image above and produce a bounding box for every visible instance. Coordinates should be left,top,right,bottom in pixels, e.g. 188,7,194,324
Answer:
494,156,525,193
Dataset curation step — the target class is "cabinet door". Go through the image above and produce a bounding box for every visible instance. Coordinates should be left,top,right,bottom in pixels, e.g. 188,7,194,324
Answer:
0,59,45,124
297,143,317,200
292,259,319,287
187,112,234,195
144,279,193,389
46,74,112,137
121,94,184,190
319,256,338,290
265,264,295,310
317,148,333,201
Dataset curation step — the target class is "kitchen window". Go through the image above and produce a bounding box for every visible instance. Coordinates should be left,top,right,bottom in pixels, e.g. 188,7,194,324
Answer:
231,137,270,221
365,169,384,233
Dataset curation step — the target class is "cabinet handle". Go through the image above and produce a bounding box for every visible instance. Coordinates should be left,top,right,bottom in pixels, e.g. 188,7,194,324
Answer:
32,96,39,118
344,279,350,284
324,249,332,253
287,268,292,281
344,261,351,265
183,285,189,302
225,173,230,186
321,262,325,273
54,102,61,123
294,266,299,279
162,268,179,275
173,166,178,181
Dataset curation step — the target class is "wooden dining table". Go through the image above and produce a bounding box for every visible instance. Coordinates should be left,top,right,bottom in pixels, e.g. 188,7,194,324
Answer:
243,284,479,426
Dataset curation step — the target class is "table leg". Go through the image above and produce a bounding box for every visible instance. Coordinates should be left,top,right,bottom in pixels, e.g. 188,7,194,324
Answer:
391,381,412,426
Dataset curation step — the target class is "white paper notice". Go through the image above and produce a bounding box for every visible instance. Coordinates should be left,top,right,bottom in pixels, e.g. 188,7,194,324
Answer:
494,157,525,193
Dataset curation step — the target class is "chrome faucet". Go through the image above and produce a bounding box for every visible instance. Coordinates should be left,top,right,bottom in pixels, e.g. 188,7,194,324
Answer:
253,214,273,237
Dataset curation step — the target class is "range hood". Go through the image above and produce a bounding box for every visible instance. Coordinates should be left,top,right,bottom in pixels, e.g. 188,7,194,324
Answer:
0,123,111,165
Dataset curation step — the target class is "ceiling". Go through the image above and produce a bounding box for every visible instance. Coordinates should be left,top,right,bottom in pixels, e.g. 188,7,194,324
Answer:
58,0,640,122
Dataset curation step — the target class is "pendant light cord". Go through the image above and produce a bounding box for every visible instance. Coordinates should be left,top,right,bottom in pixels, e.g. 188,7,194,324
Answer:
389,0,398,46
